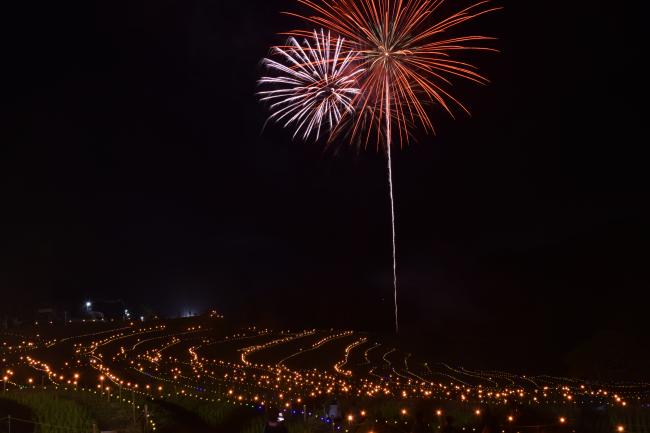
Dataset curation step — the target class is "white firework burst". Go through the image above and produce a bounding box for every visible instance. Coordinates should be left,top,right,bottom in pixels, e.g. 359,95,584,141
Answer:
258,29,363,141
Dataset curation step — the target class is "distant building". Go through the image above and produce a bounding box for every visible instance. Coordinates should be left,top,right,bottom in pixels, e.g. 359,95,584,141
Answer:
85,310,105,321
36,308,57,322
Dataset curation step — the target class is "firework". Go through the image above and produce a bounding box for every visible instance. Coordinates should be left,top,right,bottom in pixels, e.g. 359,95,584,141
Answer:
260,0,498,333
258,29,364,141
288,0,499,147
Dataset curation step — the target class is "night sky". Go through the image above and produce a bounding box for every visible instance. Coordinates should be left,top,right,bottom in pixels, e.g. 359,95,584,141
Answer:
1,1,647,374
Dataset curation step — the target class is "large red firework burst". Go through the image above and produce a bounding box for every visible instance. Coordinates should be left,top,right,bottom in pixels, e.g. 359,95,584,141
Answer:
287,0,500,147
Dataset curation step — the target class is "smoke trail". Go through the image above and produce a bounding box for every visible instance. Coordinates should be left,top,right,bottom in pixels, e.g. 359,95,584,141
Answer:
385,77,399,334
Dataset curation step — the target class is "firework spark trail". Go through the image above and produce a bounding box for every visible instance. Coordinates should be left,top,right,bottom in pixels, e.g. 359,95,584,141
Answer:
385,76,398,334
387,134,398,334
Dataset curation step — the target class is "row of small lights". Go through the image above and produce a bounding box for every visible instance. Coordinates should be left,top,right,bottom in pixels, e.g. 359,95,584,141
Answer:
2,316,641,433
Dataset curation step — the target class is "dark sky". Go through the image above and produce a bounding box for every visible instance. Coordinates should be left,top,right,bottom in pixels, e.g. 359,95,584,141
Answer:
1,1,647,373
